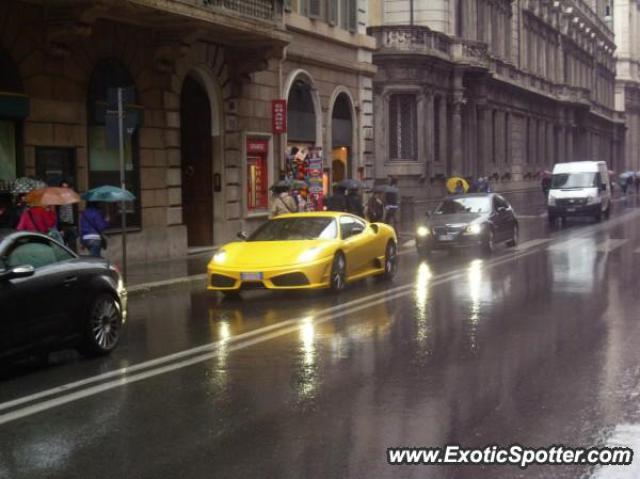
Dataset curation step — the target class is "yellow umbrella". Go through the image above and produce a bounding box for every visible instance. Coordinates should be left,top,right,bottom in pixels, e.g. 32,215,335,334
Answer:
446,177,469,194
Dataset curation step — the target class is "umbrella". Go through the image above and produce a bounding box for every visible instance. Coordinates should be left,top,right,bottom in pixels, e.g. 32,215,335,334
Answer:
338,179,362,190
446,177,469,194
25,187,81,206
81,185,136,202
270,179,291,191
12,177,46,194
373,184,399,194
619,171,635,179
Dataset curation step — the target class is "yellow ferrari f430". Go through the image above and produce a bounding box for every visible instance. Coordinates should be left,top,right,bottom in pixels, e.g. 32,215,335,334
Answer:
207,212,398,295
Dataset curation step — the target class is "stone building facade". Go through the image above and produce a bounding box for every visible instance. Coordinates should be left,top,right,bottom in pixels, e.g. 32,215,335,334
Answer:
0,0,375,263
368,0,625,200
614,0,640,171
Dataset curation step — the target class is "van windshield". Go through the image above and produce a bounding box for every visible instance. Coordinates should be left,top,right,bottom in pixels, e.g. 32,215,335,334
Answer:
551,172,599,189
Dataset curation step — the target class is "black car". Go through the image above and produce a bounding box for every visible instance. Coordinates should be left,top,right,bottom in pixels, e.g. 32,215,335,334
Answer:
0,231,127,361
415,193,519,256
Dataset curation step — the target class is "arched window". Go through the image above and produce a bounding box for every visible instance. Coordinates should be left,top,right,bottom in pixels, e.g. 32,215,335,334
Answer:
331,93,353,181
87,58,140,226
287,79,316,143
0,51,26,190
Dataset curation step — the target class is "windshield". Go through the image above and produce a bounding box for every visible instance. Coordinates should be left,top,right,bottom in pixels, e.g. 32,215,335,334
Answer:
434,197,491,215
551,172,598,189
247,217,338,241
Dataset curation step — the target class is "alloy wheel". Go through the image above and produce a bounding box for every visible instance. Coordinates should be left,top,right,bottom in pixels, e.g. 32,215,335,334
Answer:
90,296,121,352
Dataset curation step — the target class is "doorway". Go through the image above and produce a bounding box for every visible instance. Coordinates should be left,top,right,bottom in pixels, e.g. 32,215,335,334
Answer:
180,74,213,247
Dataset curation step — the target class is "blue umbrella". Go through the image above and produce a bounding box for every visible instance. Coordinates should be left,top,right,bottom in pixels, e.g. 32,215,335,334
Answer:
81,185,135,202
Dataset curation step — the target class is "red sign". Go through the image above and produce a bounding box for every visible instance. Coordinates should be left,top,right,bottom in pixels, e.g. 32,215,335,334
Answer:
272,99,287,134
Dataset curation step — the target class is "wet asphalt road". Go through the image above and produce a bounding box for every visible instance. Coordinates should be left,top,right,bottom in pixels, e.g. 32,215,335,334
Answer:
2,193,640,479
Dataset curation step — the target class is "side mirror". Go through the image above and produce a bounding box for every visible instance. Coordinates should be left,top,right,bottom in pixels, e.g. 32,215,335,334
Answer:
0,264,35,281
237,231,248,241
370,223,379,234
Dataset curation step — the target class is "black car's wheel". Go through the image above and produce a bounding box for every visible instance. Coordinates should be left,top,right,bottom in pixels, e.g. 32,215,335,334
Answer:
594,209,602,222
506,224,518,247
79,293,122,357
382,241,398,280
482,229,495,256
329,252,346,292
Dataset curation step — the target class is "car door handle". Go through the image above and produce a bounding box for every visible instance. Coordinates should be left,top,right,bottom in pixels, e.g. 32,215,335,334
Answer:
63,276,78,285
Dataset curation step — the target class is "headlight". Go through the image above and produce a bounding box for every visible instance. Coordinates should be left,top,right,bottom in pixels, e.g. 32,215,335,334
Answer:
465,224,482,235
212,249,227,264
586,195,600,204
416,226,430,237
298,247,322,263
548,195,556,206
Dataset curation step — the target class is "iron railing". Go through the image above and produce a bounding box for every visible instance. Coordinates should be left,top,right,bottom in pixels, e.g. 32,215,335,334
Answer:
190,0,277,21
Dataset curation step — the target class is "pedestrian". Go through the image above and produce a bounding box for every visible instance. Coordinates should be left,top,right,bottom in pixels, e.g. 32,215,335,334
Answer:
346,187,364,217
366,191,385,223
541,175,551,198
57,180,78,252
454,180,465,195
635,175,640,194
384,177,399,228
80,202,109,257
626,175,634,195
9,193,27,229
324,185,348,212
16,204,56,233
269,184,297,218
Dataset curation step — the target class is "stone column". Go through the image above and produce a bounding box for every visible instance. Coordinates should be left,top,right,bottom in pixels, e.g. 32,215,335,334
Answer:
566,127,574,163
438,96,448,166
477,103,490,177
451,100,464,176
424,91,434,178
556,125,565,163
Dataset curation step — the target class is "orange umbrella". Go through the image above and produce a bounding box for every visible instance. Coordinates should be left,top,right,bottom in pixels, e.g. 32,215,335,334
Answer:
25,187,81,206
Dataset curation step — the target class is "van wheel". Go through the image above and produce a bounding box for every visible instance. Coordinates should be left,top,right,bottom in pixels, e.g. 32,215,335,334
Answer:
594,210,602,222
604,205,611,219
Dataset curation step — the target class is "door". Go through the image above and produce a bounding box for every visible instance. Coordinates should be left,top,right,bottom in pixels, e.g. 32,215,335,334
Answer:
4,236,78,347
339,215,370,276
36,147,76,186
181,75,213,247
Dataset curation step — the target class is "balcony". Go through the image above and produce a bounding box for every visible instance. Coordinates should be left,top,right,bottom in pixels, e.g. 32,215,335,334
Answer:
179,0,278,22
368,25,452,62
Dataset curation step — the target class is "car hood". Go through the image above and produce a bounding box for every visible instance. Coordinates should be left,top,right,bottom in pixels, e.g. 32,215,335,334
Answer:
212,240,336,269
427,213,485,227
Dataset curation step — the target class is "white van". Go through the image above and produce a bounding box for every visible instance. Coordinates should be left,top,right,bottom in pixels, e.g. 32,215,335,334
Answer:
547,161,611,224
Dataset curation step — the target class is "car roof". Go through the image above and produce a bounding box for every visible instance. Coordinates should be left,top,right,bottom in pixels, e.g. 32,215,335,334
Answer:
275,212,355,219
445,193,497,200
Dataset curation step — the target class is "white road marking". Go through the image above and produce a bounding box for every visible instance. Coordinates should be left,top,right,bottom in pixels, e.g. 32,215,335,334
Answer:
515,238,552,250
591,423,640,479
547,238,590,251
403,239,416,248
595,239,629,253
2,208,640,426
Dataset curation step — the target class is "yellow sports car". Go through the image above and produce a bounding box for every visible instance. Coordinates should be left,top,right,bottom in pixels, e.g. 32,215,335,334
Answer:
207,212,398,295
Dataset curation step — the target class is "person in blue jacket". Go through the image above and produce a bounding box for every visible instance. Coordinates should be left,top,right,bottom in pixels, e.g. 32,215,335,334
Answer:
80,202,109,257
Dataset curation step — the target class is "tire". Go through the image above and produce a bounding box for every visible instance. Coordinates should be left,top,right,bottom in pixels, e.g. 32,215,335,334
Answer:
482,229,495,256
604,204,611,219
382,241,398,280
506,224,518,247
594,210,602,222
79,293,123,357
329,252,346,292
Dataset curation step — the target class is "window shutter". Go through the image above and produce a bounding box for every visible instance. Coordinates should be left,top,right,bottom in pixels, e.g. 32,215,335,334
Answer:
328,0,337,25
309,0,321,18
348,0,357,32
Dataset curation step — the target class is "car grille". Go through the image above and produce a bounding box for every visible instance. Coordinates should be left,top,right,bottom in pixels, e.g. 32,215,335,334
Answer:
432,225,466,236
240,281,266,290
557,198,588,207
271,272,310,287
210,274,236,288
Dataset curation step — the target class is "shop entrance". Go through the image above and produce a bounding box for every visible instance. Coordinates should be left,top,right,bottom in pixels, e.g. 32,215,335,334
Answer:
331,93,353,183
180,74,213,247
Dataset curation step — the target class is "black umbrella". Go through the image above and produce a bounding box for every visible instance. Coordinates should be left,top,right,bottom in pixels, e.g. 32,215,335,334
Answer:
338,179,362,190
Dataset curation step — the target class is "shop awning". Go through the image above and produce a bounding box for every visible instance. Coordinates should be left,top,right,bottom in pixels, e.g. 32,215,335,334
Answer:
0,91,30,119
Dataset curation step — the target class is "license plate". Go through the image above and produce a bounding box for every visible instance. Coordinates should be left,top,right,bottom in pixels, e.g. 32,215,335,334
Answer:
438,234,455,241
241,272,263,281
566,207,576,212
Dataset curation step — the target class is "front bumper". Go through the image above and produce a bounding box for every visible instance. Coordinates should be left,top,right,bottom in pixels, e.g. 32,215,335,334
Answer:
117,287,128,323
548,203,600,217
416,233,484,251
207,256,334,291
